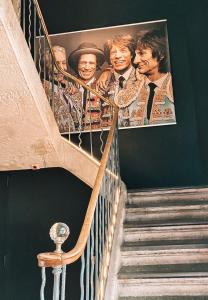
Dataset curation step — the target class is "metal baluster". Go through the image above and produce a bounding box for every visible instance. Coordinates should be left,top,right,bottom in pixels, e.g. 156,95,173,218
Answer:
43,38,46,83
104,172,108,248
51,57,55,112
33,7,37,64
99,98,104,157
107,162,111,255
52,266,62,300
80,252,85,300
61,265,67,300
90,218,95,300
78,127,83,148
88,90,93,156
95,201,99,297
40,267,46,300
78,95,83,148
98,194,102,274
67,79,71,141
86,236,90,300
28,0,32,50
47,55,52,103
99,129,104,156
22,0,25,35
102,185,105,256
38,21,42,76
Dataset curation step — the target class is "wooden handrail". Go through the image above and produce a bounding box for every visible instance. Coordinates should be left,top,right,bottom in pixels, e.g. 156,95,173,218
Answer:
33,0,117,108
37,108,119,267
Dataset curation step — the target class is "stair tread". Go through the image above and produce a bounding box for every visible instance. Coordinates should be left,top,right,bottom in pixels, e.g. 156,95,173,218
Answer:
128,186,208,196
119,294,208,298
124,220,208,227
119,263,208,277
127,199,208,208
126,204,208,213
124,223,208,232
121,243,208,252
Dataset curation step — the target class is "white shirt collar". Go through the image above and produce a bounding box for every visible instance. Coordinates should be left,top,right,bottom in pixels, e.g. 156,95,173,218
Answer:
145,73,169,89
114,66,133,81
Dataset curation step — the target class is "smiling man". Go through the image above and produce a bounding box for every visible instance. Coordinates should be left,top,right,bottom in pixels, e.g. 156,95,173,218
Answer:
44,45,82,133
101,34,136,127
68,42,105,130
115,29,176,127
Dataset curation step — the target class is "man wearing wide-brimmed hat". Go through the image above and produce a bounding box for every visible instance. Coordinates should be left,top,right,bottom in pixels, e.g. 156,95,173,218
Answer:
68,42,105,81
68,42,106,131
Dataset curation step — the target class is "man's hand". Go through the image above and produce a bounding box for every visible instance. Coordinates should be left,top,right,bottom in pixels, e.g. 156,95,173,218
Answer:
96,69,113,93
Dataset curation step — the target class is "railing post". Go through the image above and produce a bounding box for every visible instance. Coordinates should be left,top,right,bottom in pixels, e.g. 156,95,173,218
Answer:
39,223,70,300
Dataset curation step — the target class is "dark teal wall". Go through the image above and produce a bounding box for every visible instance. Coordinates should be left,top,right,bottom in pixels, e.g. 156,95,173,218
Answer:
0,169,91,299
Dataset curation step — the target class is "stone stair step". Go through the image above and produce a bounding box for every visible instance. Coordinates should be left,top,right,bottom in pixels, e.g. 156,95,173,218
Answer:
121,246,208,266
127,198,208,208
128,187,208,199
124,220,208,228
118,277,208,297
118,263,208,278
123,224,208,243
119,296,208,299
122,242,208,251
125,204,208,223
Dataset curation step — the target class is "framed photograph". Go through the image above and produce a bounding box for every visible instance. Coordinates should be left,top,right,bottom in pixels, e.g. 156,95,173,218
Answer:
40,19,176,134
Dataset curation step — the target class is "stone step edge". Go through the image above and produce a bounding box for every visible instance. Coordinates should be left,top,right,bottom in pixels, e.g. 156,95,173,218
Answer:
118,276,208,297
123,224,208,233
121,243,208,252
118,295,208,300
125,204,208,213
121,248,208,266
128,187,208,196
123,223,208,235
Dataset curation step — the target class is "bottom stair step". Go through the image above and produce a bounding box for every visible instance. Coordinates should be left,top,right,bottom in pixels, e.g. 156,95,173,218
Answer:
118,277,208,297
119,297,208,300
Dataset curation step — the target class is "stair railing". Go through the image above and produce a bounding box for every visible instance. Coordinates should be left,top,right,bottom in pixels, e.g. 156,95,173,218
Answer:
13,0,123,299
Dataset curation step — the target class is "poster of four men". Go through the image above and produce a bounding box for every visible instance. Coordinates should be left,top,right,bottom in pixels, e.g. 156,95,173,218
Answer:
42,19,176,134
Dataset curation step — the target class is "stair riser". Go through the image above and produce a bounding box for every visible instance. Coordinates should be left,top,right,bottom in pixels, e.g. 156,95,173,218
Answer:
121,249,208,266
125,211,208,223
119,297,208,300
128,188,208,203
128,193,208,204
124,227,208,243
118,278,208,297
125,205,208,222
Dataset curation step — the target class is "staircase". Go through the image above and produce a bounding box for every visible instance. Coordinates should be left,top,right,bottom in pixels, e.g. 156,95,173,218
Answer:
118,187,208,300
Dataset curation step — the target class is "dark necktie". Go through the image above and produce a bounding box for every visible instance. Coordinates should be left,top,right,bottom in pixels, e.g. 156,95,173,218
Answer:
83,88,88,112
147,82,157,120
118,76,125,89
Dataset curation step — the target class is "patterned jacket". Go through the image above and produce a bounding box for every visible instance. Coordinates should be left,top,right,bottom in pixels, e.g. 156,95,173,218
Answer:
114,71,176,127
44,80,82,133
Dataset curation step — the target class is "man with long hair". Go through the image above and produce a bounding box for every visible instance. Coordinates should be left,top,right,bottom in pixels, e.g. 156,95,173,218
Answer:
115,29,176,126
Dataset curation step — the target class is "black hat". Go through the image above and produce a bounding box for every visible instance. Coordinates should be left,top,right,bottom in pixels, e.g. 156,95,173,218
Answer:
68,42,105,71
